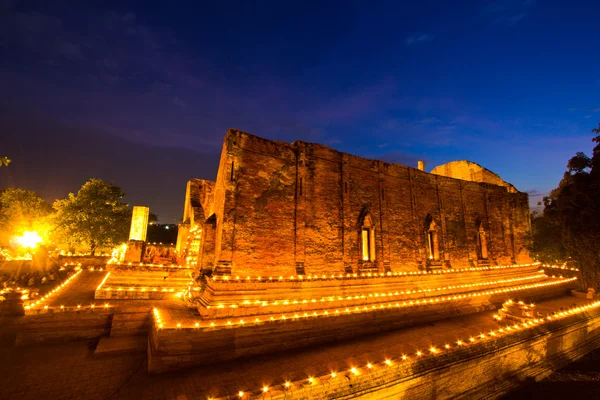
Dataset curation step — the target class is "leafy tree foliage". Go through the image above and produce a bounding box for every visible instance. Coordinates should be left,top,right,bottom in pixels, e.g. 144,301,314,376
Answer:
530,210,566,264
0,188,54,246
53,179,131,255
533,123,600,290
0,157,11,167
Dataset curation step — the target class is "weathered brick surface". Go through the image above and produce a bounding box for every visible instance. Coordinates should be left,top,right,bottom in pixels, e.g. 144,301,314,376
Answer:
197,266,548,319
15,311,112,345
431,159,518,191
179,129,532,278
2,297,597,400
148,280,573,373
95,264,192,300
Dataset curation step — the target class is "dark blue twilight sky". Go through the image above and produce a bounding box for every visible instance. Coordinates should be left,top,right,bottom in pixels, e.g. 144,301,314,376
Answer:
1,0,599,222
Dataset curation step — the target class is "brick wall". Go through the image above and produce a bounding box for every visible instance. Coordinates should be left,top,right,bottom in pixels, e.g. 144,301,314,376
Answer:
195,129,531,277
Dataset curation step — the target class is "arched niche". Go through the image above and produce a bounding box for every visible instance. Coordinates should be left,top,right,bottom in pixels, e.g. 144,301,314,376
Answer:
358,208,376,263
476,218,489,260
425,214,440,261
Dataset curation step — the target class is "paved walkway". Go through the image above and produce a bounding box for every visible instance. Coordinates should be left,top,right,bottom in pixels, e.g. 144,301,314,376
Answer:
47,271,108,307
0,296,592,400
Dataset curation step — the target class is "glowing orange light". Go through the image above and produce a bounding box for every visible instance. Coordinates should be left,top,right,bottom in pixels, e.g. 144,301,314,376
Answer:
15,231,42,249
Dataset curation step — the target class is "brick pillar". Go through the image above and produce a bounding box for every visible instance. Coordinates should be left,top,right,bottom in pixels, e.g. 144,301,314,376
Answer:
459,181,474,266
436,181,450,268
409,169,423,269
377,161,389,272
214,150,237,276
199,216,216,273
175,223,190,255
508,196,517,264
294,143,307,275
483,192,495,263
341,154,353,273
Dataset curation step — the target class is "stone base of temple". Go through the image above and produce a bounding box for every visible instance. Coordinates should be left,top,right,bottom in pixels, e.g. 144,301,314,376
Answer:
94,263,193,300
7,266,600,399
193,264,546,319
123,240,145,264
147,263,577,374
208,303,600,399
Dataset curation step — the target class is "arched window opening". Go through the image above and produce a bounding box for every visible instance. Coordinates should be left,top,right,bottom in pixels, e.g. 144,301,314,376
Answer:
360,211,375,262
362,228,371,261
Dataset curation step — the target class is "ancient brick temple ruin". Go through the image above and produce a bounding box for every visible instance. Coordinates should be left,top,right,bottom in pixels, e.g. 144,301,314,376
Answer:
16,128,594,399
177,128,531,277
128,128,583,378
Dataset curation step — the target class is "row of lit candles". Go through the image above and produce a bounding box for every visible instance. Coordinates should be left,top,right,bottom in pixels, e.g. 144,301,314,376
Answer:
61,253,110,257
493,299,536,320
153,277,577,330
209,263,540,283
542,264,579,272
25,270,82,309
103,287,183,293
214,273,547,310
96,272,191,293
61,264,104,272
26,303,112,312
0,287,31,295
210,299,600,399
106,262,190,268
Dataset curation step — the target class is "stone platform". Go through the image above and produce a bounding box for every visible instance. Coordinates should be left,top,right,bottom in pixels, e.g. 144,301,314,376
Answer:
194,264,549,319
94,263,193,300
2,296,599,400
148,264,577,373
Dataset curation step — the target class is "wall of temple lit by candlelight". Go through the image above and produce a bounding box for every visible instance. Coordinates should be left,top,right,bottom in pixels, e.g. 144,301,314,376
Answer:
176,129,532,277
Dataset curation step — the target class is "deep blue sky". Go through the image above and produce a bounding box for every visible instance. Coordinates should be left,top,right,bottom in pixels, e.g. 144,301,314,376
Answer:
1,0,599,222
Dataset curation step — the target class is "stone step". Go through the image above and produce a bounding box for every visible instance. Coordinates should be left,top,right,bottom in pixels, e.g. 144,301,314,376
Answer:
110,312,149,337
95,335,147,357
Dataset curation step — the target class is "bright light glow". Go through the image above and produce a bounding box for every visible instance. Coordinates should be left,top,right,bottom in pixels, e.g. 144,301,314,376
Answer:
15,231,42,249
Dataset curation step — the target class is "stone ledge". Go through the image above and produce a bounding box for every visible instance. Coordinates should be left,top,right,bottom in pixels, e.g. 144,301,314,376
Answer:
210,304,600,399
147,283,572,373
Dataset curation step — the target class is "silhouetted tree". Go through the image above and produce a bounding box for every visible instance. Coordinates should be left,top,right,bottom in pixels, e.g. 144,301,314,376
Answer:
530,210,566,265
533,123,600,290
53,179,130,255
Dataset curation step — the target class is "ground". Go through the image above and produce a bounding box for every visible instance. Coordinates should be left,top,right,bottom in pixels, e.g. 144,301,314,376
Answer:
0,270,595,399
0,296,593,400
